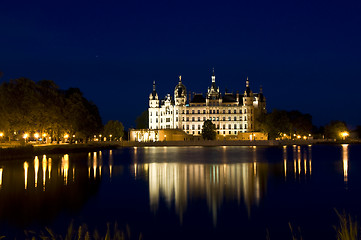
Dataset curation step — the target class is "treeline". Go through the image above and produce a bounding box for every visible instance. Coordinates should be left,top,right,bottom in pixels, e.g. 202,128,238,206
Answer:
258,109,351,140
0,78,103,142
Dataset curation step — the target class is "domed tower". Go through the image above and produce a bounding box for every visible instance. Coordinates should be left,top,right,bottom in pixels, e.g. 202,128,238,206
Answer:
243,77,254,132
149,81,159,108
174,75,187,106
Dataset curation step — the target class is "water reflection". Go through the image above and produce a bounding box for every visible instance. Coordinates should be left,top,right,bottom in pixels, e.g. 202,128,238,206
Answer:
342,144,348,183
284,145,312,180
133,162,267,225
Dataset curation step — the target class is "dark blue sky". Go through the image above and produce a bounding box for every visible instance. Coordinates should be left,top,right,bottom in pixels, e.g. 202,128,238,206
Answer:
1,0,360,128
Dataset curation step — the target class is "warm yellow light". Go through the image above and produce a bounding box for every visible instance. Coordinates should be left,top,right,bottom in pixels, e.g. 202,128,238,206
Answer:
308,134,311,137
64,134,69,139
99,134,102,137
293,134,296,136
283,134,286,137
42,133,47,137
34,133,39,139
340,132,349,137
303,136,307,140
72,135,75,138
297,135,301,139
0,132,3,137
23,133,28,139
109,134,112,138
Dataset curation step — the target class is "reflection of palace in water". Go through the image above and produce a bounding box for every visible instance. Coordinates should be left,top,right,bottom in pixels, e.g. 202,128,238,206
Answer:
132,159,268,224
131,144,351,224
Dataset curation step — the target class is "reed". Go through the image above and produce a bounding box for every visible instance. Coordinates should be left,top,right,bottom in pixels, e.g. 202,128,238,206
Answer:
334,209,358,240
24,221,142,240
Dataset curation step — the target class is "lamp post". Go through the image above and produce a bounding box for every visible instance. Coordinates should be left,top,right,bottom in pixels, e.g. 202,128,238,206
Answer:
109,134,112,141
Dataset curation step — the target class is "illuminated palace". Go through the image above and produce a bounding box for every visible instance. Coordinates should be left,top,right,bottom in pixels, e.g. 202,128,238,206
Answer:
148,70,266,137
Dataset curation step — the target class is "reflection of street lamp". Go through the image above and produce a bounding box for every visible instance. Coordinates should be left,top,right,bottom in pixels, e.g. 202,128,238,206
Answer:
64,134,69,142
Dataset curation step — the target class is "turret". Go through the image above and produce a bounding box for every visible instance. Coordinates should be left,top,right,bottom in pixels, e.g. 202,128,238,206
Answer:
207,68,220,100
149,81,159,108
174,75,187,106
243,77,253,106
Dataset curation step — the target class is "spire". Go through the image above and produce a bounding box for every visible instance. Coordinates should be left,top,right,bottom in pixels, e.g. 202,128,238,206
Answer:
211,68,215,83
246,76,249,88
153,81,156,92
260,85,263,94
179,75,182,82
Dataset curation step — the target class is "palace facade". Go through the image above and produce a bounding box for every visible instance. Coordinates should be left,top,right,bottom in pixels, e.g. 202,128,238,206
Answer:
148,71,266,137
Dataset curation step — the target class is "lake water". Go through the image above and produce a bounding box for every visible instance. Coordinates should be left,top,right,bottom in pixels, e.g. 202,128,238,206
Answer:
0,144,360,239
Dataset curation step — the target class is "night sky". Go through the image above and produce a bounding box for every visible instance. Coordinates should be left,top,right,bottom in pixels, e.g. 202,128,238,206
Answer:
1,0,360,129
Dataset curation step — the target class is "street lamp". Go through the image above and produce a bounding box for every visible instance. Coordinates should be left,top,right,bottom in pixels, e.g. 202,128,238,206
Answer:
109,134,112,141
64,134,69,143
340,131,349,140
23,133,28,143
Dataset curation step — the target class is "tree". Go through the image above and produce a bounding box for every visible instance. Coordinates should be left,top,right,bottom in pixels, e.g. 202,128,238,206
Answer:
260,109,291,139
135,110,148,129
355,125,361,139
324,121,348,140
202,120,216,140
0,78,103,142
103,120,124,141
288,110,312,136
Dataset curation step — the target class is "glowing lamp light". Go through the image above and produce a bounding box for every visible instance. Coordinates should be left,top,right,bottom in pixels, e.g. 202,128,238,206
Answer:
109,134,112,138
34,133,39,139
297,135,301,139
0,132,3,137
23,133,28,139
42,133,47,137
72,135,75,138
64,134,69,139
341,132,349,137
303,136,307,140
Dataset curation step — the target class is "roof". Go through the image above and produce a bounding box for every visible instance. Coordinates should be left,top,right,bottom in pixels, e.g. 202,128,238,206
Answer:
222,93,237,103
191,94,206,103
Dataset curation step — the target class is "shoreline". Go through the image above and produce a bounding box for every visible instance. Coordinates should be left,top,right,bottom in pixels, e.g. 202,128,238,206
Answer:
0,139,359,160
